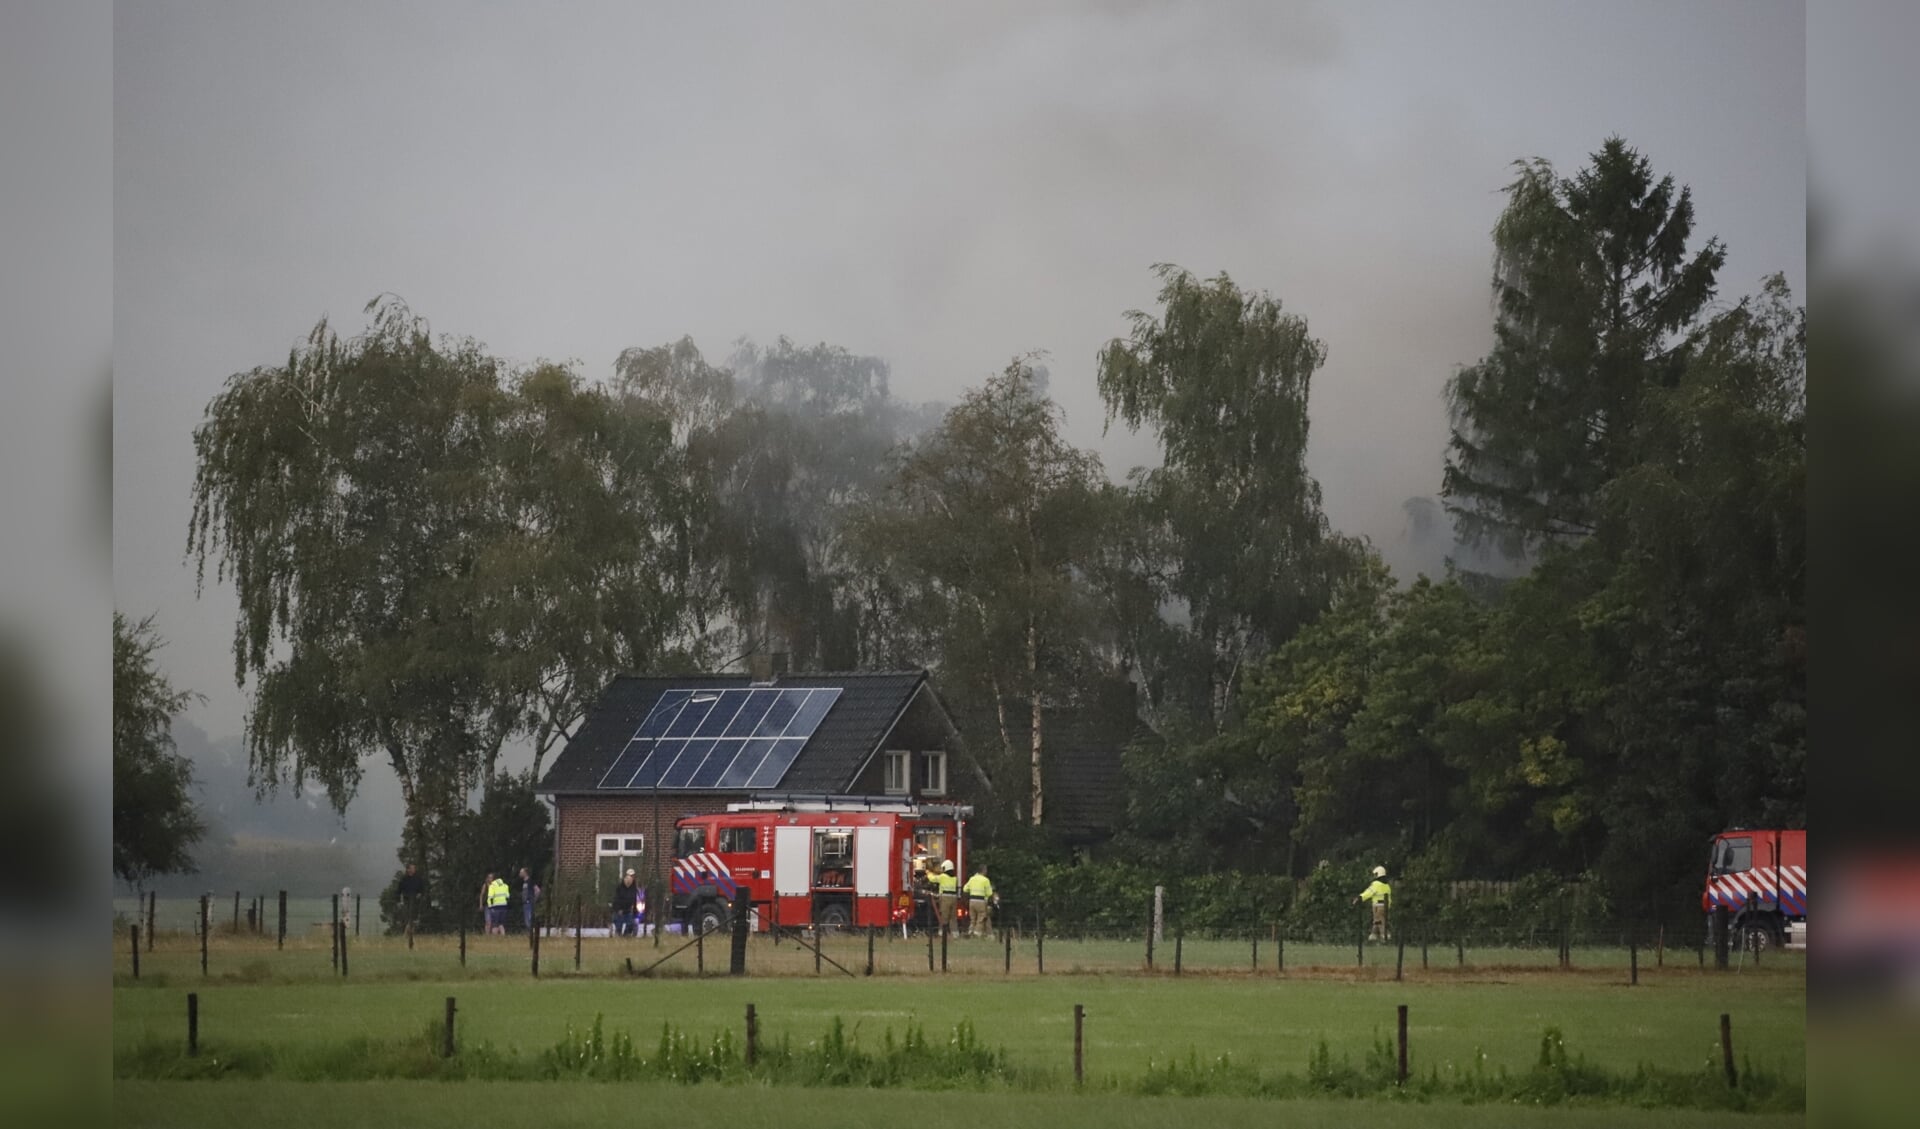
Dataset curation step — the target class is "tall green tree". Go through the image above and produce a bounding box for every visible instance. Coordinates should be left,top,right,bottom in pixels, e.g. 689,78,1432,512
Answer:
113,612,205,887
1098,265,1356,726
188,299,700,889
1443,136,1727,555
854,357,1107,826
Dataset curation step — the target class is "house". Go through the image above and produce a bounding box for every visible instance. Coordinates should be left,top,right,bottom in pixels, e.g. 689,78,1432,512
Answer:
536,670,968,892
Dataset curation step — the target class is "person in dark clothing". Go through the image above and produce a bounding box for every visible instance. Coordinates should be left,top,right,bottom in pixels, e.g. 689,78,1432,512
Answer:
396,864,427,933
611,870,640,937
519,866,542,935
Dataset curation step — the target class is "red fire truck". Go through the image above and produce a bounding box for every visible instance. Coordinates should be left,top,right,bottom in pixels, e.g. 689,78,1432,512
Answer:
1702,827,1807,951
669,795,971,934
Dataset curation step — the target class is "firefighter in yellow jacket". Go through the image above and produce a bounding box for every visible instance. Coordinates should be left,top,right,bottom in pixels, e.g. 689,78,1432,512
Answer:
932,860,959,934
963,864,997,939
1354,865,1391,941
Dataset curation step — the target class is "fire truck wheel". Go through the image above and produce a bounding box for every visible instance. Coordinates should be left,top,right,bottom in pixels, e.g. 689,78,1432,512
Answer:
1740,919,1776,953
816,902,852,932
694,902,731,936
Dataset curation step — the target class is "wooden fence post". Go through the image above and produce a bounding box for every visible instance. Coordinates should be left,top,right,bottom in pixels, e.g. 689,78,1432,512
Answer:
1073,1004,1084,1085
1037,916,1044,975
355,894,362,937
146,891,156,952
199,894,209,977
331,894,340,972
443,997,456,1058
187,992,199,1056
531,916,541,978
733,891,751,978
867,926,876,977
232,890,240,933
459,921,467,967
1004,924,1012,974
745,1003,758,1067
1145,895,1155,970
1396,933,1405,981
1396,1004,1408,1086
1174,930,1182,976
276,890,286,950
574,897,583,972
131,925,139,980
1719,1013,1737,1087
339,921,348,977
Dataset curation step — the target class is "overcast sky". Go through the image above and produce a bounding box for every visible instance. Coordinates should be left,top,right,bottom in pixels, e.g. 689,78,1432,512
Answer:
114,0,1805,786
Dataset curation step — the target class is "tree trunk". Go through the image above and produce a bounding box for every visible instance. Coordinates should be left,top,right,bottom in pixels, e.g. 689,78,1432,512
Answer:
1028,618,1043,827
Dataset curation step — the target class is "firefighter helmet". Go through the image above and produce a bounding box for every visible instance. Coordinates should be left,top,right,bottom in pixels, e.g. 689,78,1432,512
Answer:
1372,865,1387,878
941,860,955,872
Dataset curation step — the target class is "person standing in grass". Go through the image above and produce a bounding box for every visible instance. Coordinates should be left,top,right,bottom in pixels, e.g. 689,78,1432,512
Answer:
1354,866,1392,941
518,866,541,937
963,864,996,939
611,869,640,937
933,860,959,934
484,872,510,935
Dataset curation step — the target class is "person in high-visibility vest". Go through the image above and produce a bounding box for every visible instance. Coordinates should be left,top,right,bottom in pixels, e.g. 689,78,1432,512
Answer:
963,864,997,939
1354,865,1392,941
932,860,959,935
485,873,511,935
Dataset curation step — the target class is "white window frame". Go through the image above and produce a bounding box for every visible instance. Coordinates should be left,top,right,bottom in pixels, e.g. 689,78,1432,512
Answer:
596,833,645,892
883,750,910,795
918,750,947,796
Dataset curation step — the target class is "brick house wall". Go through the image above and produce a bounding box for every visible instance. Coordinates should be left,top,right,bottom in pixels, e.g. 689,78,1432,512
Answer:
553,794,736,887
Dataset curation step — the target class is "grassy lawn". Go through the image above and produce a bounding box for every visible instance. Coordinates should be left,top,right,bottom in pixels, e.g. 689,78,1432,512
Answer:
114,948,1802,1083
111,932,1804,1123
113,926,1802,982
112,1080,1810,1129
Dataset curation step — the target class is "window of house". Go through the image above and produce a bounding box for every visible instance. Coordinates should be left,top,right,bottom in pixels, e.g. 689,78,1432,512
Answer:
595,833,645,893
718,826,758,854
918,750,947,796
883,750,909,794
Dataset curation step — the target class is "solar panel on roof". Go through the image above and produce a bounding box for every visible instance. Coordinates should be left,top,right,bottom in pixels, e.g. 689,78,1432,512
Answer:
744,737,809,788
596,686,842,790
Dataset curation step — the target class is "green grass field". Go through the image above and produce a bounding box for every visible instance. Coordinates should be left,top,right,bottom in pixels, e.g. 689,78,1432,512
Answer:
112,932,1805,1125
113,1081,1809,1129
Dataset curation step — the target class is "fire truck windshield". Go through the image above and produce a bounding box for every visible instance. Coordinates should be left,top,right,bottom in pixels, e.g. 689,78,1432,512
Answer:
674,826,706,859
1711,837,1752,875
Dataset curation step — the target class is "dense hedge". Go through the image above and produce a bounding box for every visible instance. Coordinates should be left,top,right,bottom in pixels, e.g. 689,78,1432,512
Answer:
976,846,1630,940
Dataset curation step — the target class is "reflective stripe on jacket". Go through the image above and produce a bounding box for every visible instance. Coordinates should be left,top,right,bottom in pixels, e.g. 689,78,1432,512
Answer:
1359,879,1391,906
963,874,994,899
486,879,510,907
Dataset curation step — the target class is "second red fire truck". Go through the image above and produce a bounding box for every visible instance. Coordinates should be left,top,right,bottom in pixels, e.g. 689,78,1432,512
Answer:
669,795,971,933
1703,827,1807,951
